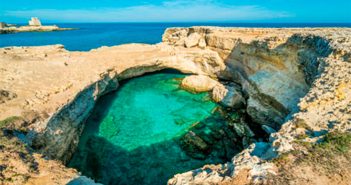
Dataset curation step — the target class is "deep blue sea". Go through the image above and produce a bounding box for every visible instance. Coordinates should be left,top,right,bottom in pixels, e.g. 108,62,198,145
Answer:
0,23,350,51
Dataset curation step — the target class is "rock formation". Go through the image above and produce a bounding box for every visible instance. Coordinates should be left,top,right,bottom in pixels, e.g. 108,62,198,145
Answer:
180,75,219,93
0,18,73,34
0,27,350,185
163,27,351,185
211,83,245,108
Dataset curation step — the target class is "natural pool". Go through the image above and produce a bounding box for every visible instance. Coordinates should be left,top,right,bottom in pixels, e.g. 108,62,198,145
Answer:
68,72,232,185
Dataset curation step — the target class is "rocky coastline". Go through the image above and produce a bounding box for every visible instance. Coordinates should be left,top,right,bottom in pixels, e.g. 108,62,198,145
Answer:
0,18,74,34
0,27,350,184
0,25,74,34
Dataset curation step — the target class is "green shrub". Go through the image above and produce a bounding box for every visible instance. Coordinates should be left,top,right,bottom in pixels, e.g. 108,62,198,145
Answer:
0,116,22,129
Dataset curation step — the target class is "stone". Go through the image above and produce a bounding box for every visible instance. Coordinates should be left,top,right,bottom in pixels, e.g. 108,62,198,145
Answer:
180,75,219,93
179,131,209,159
28,17,42,26
198,38,207,49
246,97,285,129
232,121,255,137
185,33,201,48
211,83,245,108
0,90,17,104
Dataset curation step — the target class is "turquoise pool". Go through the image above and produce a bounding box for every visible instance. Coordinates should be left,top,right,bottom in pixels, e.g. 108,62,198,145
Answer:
68,72,225,185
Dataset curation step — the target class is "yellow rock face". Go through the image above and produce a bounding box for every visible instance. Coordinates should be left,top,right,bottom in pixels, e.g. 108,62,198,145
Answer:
180,75,219,93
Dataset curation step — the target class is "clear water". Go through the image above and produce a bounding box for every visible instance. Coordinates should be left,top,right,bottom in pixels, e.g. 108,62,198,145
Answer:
1,23,350,51
69,72,221,185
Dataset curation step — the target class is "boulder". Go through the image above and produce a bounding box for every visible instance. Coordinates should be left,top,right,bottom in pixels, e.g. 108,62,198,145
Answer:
179,131,209,159
232,121,255,137
198,38,207,49
185,33,201,48
180,75,219,93
211,84,245,108
246,97,285,129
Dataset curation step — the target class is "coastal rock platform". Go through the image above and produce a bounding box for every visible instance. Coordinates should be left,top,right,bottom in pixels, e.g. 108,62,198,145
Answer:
0,25,74,34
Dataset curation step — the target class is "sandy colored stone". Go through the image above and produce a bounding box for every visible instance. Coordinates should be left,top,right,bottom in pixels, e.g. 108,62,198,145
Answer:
180,75,219,93
185,32,201,48
211,83,245,108
165,27,351,185
0,25,74,34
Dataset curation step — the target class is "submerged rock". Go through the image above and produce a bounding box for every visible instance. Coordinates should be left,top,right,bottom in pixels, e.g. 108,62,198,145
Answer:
179,131,210,159
178,107,255,161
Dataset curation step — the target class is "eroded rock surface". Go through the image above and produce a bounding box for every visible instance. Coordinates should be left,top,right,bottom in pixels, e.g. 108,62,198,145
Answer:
0,90,17,104
164,27,351,185
0,27,350,185
0,25,74,34
211,83,245,108
180,75,219,93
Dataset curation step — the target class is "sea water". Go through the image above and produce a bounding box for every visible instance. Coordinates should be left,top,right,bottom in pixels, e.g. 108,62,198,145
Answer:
1,23,350,51
68,72,220,185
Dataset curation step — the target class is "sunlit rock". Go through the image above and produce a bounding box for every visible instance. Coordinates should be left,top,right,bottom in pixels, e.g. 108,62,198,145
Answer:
180,75,219,93
211,83,245,108
185,33,201,48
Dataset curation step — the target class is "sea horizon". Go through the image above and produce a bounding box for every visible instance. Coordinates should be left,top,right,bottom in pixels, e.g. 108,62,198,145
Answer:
1,22,351,51
9,22,351,27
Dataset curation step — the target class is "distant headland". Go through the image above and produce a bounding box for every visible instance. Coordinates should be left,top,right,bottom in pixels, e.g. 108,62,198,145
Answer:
0,17,74,34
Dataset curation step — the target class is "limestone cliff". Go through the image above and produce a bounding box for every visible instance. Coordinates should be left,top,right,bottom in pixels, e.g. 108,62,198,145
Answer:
163,27,351,185
0,27,350,185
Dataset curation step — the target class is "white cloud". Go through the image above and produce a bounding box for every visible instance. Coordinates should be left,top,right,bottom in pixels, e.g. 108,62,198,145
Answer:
5,0,292,22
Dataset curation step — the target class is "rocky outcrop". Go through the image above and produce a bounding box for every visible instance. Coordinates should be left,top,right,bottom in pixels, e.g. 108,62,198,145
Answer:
180,75,219,93
0,42,226,184
0,43,225,163
163,27,333,129
164,27,351,185
0,19,74,34
179,106,255,161
211,83,245,108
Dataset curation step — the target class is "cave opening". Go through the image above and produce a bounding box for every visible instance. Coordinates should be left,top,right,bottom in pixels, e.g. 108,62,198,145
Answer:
67,69,267,185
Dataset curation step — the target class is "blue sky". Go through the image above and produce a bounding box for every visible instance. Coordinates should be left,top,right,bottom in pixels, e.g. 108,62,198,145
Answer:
1,0,350,23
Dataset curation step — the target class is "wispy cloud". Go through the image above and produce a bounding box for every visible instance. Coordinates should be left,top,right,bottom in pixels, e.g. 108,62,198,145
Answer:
5,0,292,22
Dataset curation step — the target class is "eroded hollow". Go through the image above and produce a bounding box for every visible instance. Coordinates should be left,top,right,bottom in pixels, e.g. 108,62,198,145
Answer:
67,70,267,185
52,34,333,185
